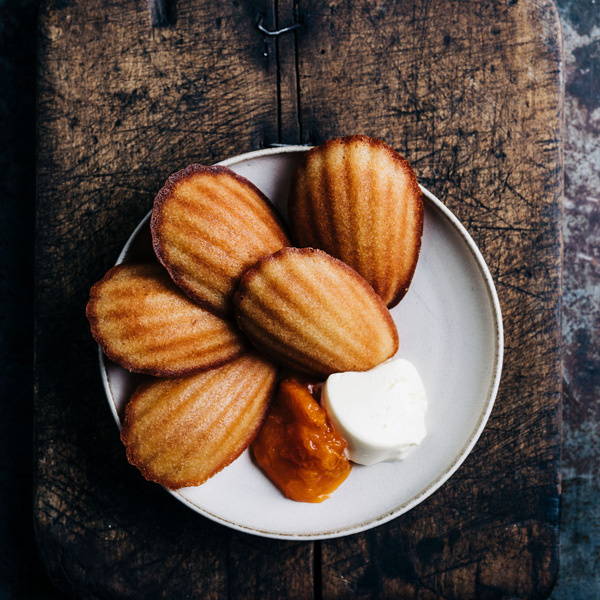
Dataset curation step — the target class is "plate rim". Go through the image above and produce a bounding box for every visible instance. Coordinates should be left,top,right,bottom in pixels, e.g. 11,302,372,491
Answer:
99,146,504,540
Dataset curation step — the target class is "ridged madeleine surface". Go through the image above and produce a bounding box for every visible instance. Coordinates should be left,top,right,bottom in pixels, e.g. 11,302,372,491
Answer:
86,263,246,376
234,247,399,378
121,354,278,490
289,136,424,308
152,165,290,317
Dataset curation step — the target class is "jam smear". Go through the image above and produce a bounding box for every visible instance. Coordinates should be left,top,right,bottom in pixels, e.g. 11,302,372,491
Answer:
252,378,352,503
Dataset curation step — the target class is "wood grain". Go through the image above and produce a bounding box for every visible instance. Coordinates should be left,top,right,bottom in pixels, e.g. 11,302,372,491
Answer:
35,1,312,598
35,0,563,597
294,1,563,597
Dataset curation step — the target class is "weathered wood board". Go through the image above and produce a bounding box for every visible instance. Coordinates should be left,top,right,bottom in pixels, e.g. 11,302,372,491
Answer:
35,0,563,597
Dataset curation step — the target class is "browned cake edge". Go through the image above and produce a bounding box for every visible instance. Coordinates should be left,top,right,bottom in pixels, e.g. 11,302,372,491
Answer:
86,263,246,377
233,247,399,376
120,366,278,489
151,164,290,318
288,135,424,308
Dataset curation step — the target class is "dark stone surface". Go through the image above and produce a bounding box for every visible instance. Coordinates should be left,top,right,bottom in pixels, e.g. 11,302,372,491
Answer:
0,0,597,597
551,0,600,597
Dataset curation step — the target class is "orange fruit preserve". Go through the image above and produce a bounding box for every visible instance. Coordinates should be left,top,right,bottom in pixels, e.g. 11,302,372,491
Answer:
252,378,352,503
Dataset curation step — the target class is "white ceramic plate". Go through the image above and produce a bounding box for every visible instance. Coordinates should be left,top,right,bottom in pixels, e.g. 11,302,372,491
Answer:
100,147,503,540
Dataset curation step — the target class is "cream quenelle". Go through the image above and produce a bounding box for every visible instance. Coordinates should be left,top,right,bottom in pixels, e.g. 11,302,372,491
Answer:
321,358,428,466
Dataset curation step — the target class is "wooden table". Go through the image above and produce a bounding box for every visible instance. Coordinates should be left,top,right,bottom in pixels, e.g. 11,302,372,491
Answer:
35,0,563,597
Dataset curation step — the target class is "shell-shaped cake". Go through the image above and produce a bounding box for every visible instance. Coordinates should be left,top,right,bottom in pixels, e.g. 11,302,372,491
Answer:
151,165,290,317
121,354,278,490
288,136,424,308
234,247,399,378
86,263,246,376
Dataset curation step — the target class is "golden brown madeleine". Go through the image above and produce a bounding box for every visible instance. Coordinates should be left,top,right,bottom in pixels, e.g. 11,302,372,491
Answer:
151,165,290,317
121,354,278,490
234,247,399,378
86,263,246,376
288,136,424,308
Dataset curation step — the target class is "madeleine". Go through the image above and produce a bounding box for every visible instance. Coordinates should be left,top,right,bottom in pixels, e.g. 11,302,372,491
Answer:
234,247,398,378
121,354,278,489
152,165,290,317
289,136,423,307
87,263,246,376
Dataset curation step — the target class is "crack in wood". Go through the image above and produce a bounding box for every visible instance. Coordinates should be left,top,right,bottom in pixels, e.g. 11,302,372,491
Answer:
148,0,169,27
274,0,301,145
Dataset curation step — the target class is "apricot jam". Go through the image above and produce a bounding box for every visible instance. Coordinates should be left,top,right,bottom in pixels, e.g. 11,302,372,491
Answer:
252,378,352,503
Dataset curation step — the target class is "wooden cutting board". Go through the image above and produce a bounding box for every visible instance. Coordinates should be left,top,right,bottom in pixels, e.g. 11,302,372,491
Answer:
35,0,563,597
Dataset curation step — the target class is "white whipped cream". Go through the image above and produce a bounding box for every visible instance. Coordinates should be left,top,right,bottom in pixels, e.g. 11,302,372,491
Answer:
322,358,428,466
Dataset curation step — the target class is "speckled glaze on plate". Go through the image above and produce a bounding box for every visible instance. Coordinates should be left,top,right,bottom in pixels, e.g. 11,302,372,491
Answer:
99,147,504,540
